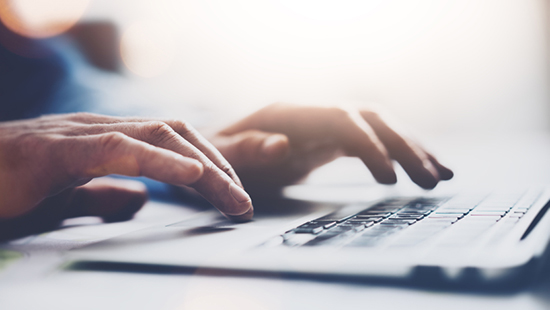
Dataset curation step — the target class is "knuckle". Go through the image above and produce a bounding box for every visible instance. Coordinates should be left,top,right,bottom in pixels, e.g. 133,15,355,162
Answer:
172,120,197,138
174,120,193,132
362,109,379,119
219,163,235,176
98,132,127,154
327,106,350,119
145,121,176,141
202,160,219,174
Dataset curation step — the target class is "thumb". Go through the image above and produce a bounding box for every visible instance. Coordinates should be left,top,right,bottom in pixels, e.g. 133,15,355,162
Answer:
65,177,148,222
216,130,290,169
0,178,148,241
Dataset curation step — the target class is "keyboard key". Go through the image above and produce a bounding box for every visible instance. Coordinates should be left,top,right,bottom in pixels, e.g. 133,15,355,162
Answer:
347,218,375,223
427,215,462,221
301,220,337,227
437,208,472,213
383,219,416,225
389,214,425,220
354,216,384,223
369,205,403,211
470,213,505,218
508,215,523,219
277,192,536,249
434,211,467,215
315,208,358,223
357,211,393,217
405,203,439,211
329,226,354,233
293,226,324,234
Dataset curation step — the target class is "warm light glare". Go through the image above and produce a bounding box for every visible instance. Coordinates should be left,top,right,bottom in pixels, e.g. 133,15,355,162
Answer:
85,0,549,133
0,0,89,38
277,0,384,22
120,20,176,78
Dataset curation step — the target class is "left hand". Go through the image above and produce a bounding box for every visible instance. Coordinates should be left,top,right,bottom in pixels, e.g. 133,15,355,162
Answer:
208,103,453,195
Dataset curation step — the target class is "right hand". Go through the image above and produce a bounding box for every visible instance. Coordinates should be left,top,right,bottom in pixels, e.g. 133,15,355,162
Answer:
0,113,253,234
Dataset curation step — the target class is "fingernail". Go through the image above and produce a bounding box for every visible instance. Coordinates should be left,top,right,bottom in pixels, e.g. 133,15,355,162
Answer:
229,183,251,204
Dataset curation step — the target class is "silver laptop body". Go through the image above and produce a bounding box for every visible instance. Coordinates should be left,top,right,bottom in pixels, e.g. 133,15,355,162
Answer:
69,186,550,287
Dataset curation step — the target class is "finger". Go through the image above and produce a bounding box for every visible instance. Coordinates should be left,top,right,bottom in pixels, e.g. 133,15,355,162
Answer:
425,152,454,180
66,122,254,220
214,130,290,168
0,178,147,241
64,178,148,222
334,109,397,184
58,132,204,186
361,110,445,189
401,144,441,189
0,188,75,240
128,122,253,219
161,119,244,187
63,113,244,187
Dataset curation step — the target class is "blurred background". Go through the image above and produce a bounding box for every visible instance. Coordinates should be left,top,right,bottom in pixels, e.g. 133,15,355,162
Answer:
1,0,548,134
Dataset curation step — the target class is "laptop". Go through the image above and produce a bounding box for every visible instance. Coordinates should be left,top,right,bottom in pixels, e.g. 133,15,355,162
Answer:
66,0,550,288
68,178,550,288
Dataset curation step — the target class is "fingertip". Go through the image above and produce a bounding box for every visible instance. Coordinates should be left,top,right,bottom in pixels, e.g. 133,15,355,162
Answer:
421,160,441,189
226,183,253,217
261,134,289,161
426,154,454,181
412,169,440,190
418,178,438,190
225,206,254,222
376,169,397,185
437,166,454,180
102,192,148,223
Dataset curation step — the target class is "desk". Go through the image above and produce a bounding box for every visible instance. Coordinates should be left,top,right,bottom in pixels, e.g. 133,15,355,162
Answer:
2,132,550,309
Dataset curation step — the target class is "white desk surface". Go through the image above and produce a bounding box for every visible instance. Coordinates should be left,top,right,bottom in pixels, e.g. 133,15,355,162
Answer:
2,131,550,310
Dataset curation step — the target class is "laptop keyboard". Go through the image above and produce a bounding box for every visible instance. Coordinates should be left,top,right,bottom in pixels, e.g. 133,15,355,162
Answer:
278,190,542,248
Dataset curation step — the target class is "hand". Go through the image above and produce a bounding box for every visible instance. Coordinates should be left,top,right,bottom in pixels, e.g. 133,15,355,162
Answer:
0,113,253,239
209,103,453,195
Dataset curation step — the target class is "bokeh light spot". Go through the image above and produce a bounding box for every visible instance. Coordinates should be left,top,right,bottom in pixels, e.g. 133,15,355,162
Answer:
0,0,89,38
120,20,176,78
